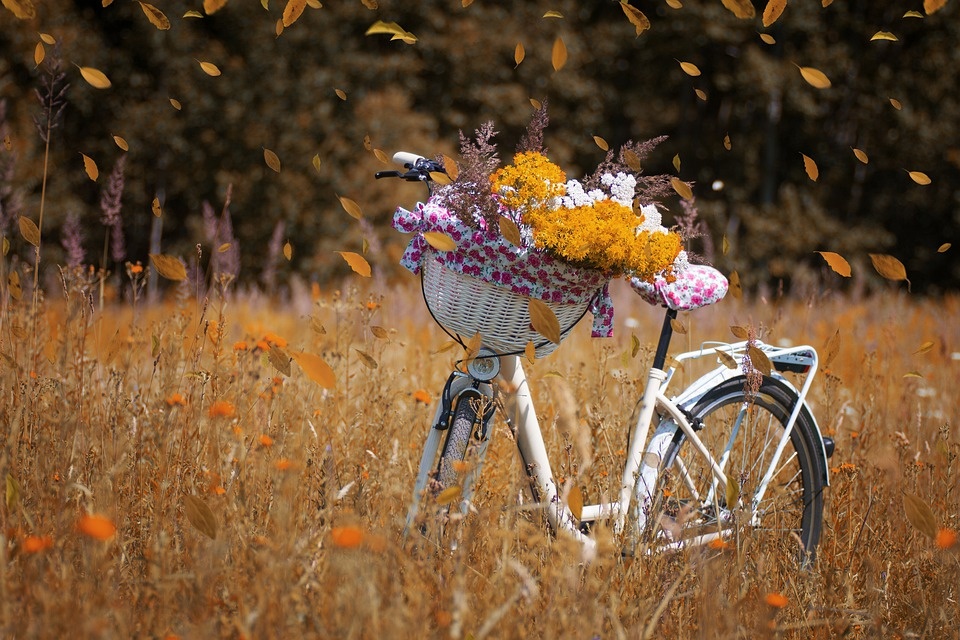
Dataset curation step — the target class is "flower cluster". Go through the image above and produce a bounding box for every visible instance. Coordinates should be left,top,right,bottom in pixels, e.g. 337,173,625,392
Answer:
435,106,686,282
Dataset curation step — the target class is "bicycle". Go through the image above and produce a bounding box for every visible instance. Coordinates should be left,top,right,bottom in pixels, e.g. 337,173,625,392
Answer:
378,152,836,565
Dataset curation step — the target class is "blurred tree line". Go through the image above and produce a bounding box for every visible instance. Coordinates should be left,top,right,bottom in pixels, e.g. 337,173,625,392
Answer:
0,0,957,296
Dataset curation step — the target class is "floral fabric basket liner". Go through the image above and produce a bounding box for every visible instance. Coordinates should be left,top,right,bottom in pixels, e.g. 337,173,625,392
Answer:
394,199,615,339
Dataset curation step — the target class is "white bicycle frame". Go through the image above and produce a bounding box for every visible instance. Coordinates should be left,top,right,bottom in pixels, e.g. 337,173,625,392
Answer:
406,337,829,553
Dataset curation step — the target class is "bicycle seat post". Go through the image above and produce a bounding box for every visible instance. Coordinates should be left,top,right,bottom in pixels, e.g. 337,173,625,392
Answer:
652,308,678,371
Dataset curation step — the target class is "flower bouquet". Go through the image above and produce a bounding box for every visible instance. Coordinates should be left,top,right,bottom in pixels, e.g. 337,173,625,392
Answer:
393,105,688,357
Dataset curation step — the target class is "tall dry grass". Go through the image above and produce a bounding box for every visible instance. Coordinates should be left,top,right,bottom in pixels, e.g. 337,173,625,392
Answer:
1,270,958,639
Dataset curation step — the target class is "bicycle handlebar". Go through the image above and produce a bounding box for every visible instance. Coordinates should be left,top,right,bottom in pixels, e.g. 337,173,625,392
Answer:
375,151,446,183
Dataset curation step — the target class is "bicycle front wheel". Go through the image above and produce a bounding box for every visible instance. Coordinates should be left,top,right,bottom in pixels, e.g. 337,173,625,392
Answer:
652,376,826,565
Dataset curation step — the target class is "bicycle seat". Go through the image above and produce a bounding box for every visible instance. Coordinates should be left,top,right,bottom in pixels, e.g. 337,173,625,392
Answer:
630,264,728,311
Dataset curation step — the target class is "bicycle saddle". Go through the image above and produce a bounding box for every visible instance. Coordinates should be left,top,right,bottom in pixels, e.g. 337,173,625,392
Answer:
630,264,728,311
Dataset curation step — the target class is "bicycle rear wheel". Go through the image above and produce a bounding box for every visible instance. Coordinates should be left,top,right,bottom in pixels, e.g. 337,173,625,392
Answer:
650,376,826,565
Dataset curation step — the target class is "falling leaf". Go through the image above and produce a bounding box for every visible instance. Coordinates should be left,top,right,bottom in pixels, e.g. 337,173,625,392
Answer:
81,153,99,181
679,61,701,76
283,241,292,260
822,329,841,367
725,474,739,508
441,154,459,181
748,345,773,376
728,271,742,299
852,147,869,164
907,171,931,185
365,20,416,43
149,253,187,280
722,235,729,254
889,98,903,110
263,148,281,172
18,216,41,247
1,0,36,19
39,33,55,44
903,492,937,539
423,231,457,252
721,0,755,18
670,318,687,334
77,514,116,541
198,60,221,76
338,195,363,219
530,98,543,110
291,350,336,389
552,37,567,71
717,350,738,369
169,98,182,110
730,325,750,339
903,371,923,379
204,0,227,14
799,66,831,89
113,135,129,151
760,33,776,44
817,251,851,277
567,485,583,520
870,31,897,41
7,271,21,300
913,340,935,355
869,253,909,287
515,42,525,66
34,42,44,67
924,0,947,14
695,89,707,101
151,196,162,217
620,2,650,36
525,341,536,363
429,171,452,185
624,149,641,172
937,243,951,253
137,1,171,29
335,88,347,100
529,298,561,344
337,251,372,277
762,0,786,26
182,495,217,539
672,154,681,172
801,153,819,181
670,177,693,200
436,485,462,506
499,217,522,246
543,10,563,18
183,10,203,17
354,349,378,370
903,10,923,17
665,0,682,7
593,135,609,151
312,154,322,173
268,345,292,376
79,66,112,89
282,0,306,26
723,134,732,150
5,473,19,510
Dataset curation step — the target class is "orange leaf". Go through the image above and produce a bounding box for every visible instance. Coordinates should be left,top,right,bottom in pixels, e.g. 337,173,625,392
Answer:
620,2,650,36
551,37,567,71
801,153,819,181
529,298,561,344
762,0,786,26
282,0,306,26
338,195,363,219
765,592,788,608
79,66,112,89
721,0,755,18
77,514,117,541
331,526,364,548
816,251,851,277
291,351,336,389
137,1,171,29
337,251,371,277
81,153,99,181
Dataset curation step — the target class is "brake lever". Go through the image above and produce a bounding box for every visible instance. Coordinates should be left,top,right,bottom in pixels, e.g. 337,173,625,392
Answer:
375,170,404,180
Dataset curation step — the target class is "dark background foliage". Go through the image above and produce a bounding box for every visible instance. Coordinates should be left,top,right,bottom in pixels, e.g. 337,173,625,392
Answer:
0,0,957,294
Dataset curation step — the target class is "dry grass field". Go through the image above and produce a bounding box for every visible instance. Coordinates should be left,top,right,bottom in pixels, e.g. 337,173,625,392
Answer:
1,273,958,639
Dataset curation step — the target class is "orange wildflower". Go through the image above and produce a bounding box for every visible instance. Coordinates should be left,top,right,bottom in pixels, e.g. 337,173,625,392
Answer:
412,389,432,404
23,535,54,553
208,400,236,418
165,392,187,407
259,434,274,447
233,341,249,351
331,526,364,549
262,331,287,348
707,538,731,550
765,592,789,608
936,528,958,550
77,514,117,541
275,458,295,471
129,263,144,275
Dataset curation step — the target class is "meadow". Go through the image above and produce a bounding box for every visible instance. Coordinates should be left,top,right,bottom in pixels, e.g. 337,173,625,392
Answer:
1,269,958,639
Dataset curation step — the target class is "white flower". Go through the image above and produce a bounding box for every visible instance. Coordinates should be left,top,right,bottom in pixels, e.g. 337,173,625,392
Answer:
637,203,664,233
672,250,690,272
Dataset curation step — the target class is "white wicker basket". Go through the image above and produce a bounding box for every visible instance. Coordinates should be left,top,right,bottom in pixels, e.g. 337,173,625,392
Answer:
421,256,593,358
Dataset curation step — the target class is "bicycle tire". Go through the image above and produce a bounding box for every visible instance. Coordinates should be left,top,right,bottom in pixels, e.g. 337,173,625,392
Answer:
436,390,488,490
651,376,826,565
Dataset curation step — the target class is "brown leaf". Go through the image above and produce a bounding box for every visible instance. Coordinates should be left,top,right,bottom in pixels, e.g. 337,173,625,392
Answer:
670,318,687,334
913,340,935,355
515,42,525,66
7,271,21,301
312,154,322,173
679,61,701,76
151,196,162,217
338,195,363,219
762,0,787,26
725,473,740,508
282,0,306,26
18,216,41,247
623,149,641,172
428,171,452,185
113,135,129,151
499,217,522,246
199,60,221,76
817,251,851,277
334,88,347,100
2,0,36,19
717,350,739,369
551,37,567,71
593,135,609,151
436,485,462,505
525,341,536,364
354,349,378,369
529,298,561,344
799,66,831,89
34,42,44,67
422,231,457,252
79,66,111,89
671,177,693,200
730,325,749,339
747,345,773,376
283,241,292,260
852,148,869,164
620,2,650,36
263,148,281,172
903,492,937,539
721,0,755,18
567,485,583,521
924,0,947,14
870,31,897,41
337,251,372,277
937,243,951,253
869,253,910,287
728,270,742,299
822,329,840,367
441,154,459,181
291,351,336,389
81,153,99,181
149,253,187,280
137,1,171,29
907,171,931,185
268,345,291,376
183,494,218,539
204,0,227,14
801,153,819,181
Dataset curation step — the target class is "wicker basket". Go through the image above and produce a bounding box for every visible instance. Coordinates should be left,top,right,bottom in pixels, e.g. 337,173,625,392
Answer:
421,255,593,358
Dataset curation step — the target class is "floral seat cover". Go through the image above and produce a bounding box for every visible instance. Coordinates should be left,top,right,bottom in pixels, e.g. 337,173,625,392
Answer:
394,200,615,337
629,264,728,311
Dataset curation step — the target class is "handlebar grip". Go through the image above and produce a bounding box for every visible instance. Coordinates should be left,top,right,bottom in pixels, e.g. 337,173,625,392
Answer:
393,151,425,168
